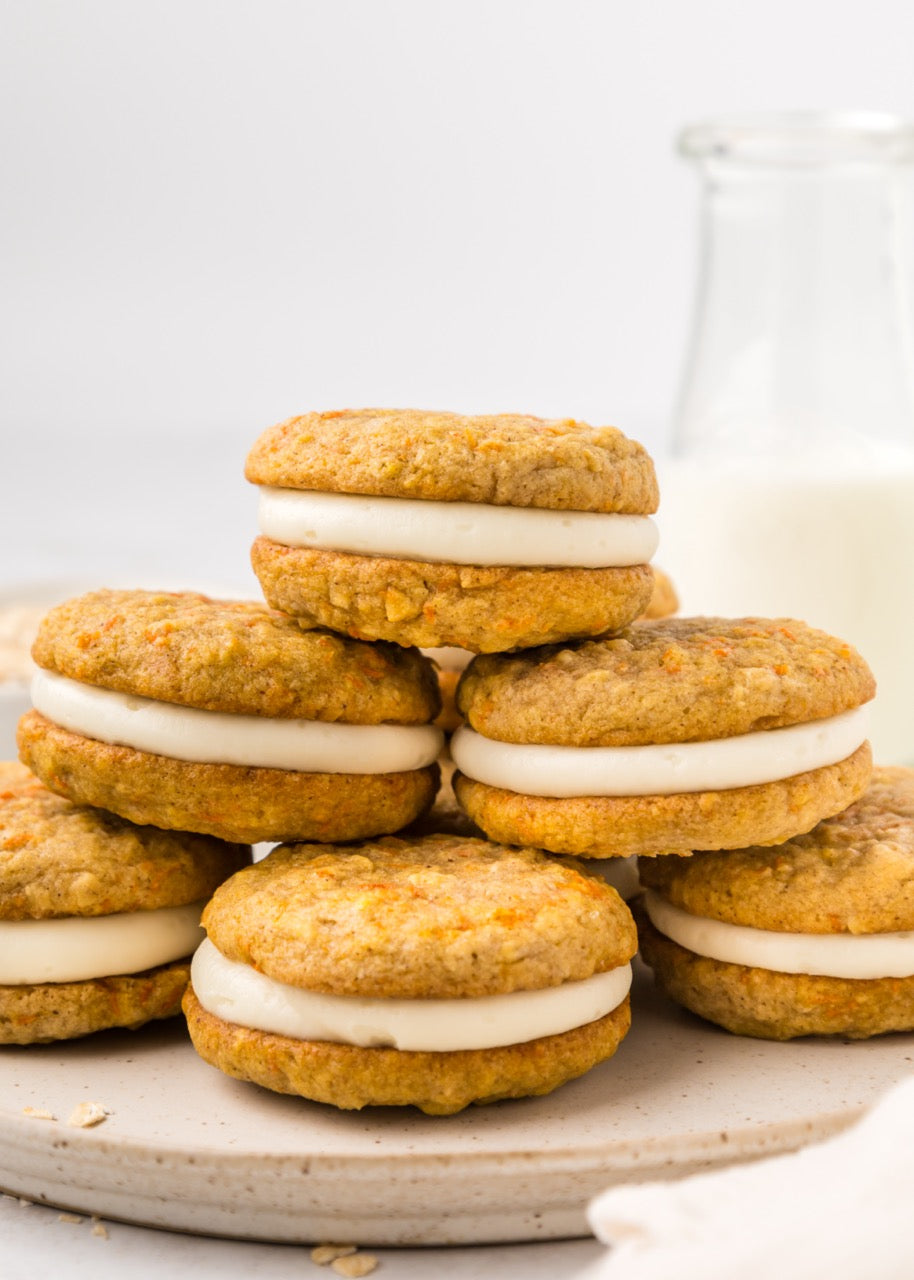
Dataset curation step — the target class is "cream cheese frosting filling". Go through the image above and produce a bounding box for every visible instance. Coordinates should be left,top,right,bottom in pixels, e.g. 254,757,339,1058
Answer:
190,938,632,1052
643,891,914,979
450,707,869,797
0,901,205,985
31,670,444,773
257,487,659,568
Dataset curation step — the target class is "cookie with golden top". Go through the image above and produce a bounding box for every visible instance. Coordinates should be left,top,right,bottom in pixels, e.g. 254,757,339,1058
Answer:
184,833,637,1114
19,589,442,844
246,408,660,653
0,762,248,1044
637,767,914,1039
452,617,875,857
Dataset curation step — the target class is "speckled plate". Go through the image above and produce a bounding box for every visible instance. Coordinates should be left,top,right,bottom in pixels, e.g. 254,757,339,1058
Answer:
0,961,911,1246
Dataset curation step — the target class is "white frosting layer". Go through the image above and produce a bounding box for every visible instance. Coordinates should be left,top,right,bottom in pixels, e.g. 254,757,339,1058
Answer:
32,670,444,773
0,901,205,985
190,938,632,1052
257,486,659,569
450,707,869,797
644,890,914,980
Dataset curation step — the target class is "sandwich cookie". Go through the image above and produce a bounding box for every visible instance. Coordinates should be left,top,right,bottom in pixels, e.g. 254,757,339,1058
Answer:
18,590,442,844
246,409,660,652
638,768,914,1039
183,834,637,1114
452,617,875,857
0,761,248,1043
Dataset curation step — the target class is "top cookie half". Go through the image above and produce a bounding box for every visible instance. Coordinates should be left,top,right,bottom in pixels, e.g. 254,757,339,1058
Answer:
246,409,660,652
245,409,659,512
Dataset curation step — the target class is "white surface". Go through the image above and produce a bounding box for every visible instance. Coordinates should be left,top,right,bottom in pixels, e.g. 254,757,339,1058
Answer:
257,487,659,567
450,709,869,797
32,671,444,773
587,1075,914,1279
1,961,911,1249
0,1194,603,1280
644,890,914,979
190,940,632,1052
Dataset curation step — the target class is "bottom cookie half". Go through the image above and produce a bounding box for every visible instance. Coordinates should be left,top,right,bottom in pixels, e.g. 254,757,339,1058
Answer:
637,913,914,1040
19,712,439,844
453,744,872,858
0,960,191,1045
183,987,631,1115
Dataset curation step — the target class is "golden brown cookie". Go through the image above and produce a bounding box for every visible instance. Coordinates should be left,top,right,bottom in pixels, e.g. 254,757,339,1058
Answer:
2,964,192,1045
183,988,631,1115
637,768,914,1039
0,760,247,919
0,762,248,1044
32,589,437,722
251,544,655,654
452,617,875,857
21,590,443,843
245,409,659,512
246,409,659,652
184,834,637,1112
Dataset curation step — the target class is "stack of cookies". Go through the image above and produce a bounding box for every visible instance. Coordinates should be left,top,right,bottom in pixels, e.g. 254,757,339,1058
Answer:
13,404,905,1113
179,409,662,1111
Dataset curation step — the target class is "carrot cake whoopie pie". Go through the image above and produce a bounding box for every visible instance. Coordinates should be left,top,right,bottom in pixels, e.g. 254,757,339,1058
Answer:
638,768,914,1040
18,590,443,844
452,617,875,858
183,834,637,1114
0,761,248,1044
245,408,660,653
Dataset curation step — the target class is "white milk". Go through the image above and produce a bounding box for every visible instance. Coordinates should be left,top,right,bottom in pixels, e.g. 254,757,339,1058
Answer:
657,452,914,765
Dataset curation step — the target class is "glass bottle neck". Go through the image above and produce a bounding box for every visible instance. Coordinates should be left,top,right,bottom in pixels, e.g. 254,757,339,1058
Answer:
674,157,914,460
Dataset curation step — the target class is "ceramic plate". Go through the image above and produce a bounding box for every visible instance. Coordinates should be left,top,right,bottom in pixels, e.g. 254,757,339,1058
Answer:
1,961,911,1246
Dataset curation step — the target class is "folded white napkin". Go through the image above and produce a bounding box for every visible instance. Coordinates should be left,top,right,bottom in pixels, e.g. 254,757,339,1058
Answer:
585,1074,914,1280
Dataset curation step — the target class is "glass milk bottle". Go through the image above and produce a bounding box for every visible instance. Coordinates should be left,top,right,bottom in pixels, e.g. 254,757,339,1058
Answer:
659,112,914,763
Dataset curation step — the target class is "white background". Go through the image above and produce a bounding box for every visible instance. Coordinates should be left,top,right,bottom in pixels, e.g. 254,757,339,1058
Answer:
3,0,914,589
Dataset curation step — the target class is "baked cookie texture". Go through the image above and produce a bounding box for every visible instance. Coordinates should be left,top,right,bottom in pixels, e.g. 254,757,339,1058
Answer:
454,745,872,859
22,590,441,844
2,964,192,1045
245,409,659,513
0,761,248,1044
183,989,631,1115
250,543,655,654
426,566,678,734
247,409,659,652
453,617,874,857
0,760,248,918
456,618,875,747
637,768,914,1039
32,589,438,722
202,837,635,997
18,713,439,846
186,834,637,1112
638,766,914,934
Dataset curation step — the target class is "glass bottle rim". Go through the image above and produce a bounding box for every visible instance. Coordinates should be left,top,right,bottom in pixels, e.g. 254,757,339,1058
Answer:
679,110,914,166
